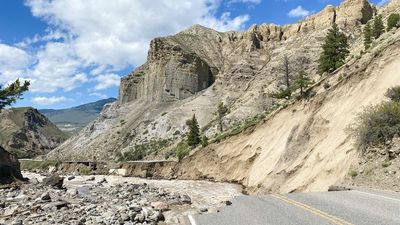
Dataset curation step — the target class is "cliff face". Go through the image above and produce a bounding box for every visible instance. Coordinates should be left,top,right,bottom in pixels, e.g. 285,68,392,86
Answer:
119,0,374,105
0,108,67,158
51,0,375,162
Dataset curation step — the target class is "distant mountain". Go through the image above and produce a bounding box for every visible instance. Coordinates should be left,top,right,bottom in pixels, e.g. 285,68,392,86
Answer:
40,98,116,134
0,107,67,158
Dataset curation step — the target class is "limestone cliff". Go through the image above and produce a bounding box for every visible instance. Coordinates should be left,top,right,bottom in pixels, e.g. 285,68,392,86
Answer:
50,0,377,162
0,108,67,158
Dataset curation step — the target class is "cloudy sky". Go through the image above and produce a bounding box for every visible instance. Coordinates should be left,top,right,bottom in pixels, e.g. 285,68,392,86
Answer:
0,0,387,109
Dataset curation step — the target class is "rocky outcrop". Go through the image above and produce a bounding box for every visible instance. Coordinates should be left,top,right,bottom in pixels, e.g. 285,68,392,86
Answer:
51,0,378,162
0,146,25,184
0,108,67,158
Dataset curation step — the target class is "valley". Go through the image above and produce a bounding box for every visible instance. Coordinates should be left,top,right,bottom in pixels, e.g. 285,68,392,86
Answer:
1,0,400,224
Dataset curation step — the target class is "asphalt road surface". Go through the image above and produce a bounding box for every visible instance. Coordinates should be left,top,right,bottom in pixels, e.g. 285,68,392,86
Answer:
191,189,400,225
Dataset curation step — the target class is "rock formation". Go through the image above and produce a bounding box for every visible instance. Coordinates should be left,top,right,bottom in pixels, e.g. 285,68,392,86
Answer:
51,0,376,161
0,146,25,184
0,108,67,158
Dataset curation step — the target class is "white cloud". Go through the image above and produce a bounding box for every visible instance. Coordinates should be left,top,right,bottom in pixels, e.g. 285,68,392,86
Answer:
89,92,108,99
0,44,33,85
9,0,252,95
32,96,68,105
288,6,310,18
94,74,121,90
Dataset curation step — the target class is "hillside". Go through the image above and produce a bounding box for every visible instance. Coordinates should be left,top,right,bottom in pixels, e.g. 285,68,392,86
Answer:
0,107,67,158
48,0,400,193
40,98,116,134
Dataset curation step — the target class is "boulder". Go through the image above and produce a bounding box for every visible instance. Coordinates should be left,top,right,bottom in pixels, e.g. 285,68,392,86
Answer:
0,146,26,184
42,174,64,189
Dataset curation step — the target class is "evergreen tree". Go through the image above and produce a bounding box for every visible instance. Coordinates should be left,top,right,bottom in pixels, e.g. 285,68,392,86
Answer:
0,79,30,110
372,15,385,39
363,22,372,50
186,114,200,147
294,70,312,97
387,13,400,31
216,102,228,132
318,23,350,74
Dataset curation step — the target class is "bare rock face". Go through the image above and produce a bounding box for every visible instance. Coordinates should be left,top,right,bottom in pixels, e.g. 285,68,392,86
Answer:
336,0,375,26
0,146,25,184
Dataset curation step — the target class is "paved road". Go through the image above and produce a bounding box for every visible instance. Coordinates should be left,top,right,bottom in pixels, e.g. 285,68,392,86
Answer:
191,189,400,225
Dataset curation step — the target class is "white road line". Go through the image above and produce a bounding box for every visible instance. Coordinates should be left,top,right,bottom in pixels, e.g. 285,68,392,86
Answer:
353,190,400,203
188,214,198,225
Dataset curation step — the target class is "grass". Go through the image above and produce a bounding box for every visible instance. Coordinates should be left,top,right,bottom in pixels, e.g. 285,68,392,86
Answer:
21,160,60,171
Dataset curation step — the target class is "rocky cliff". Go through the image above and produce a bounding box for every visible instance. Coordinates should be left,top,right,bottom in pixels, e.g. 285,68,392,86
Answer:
0,108,67,158
51,0,376,162
0,146,25,184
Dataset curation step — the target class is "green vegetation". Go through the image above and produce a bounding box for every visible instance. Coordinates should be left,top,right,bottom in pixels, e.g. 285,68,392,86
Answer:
352,86,400,152
174,142,190,161
0,79,30,110
216,102,229,132
387,13,400,31
364,22,372,50
385,86,400,102
294,70,312,98
270,88,292,99
318,23,349,74
78,165,92,175
372,15,385,39
117,139,169,161
214,114,264,143
349,170,358,178
201,135,209,147
186,114,201,147
21,160,59,171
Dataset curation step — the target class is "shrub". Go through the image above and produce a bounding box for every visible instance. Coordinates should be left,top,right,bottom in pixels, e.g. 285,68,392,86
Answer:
387,13,400,31
352,101,400,152
270,88,292,99
79,165,92,175
349,170,358,178
385,86,400,102
174,142,190,161
201,135,209,147
323,82,331,90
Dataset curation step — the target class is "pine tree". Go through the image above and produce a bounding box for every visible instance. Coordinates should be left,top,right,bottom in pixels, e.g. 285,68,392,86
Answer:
186,114,200,147
295,70,312,97
216,102,228,132
372,15,385,39
363,22,372,50
0,79,30,110
387,13,400,31
318,23,350,74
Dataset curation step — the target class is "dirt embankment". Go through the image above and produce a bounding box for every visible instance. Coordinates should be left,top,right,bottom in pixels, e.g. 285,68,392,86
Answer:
171,32,400,194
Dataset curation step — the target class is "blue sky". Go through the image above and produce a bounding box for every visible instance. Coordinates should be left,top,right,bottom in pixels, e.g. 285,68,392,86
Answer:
0,0,388,109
